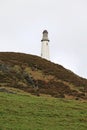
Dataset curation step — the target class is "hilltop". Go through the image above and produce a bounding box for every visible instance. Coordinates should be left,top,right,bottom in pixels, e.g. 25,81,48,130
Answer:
0,52,87,99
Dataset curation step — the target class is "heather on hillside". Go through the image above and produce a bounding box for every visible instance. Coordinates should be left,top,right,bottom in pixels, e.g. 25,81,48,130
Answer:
0,52,87,99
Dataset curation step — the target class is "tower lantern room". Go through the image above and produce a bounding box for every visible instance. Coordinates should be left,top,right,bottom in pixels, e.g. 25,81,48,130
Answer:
41,30,50,60
41,30,49,42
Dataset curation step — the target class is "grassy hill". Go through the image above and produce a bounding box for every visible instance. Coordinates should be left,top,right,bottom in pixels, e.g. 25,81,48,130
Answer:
0,91,87,130
0,52,87,130
0,52,87,99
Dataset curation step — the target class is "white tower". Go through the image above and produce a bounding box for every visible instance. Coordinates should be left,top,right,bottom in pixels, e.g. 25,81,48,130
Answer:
41,30,50,60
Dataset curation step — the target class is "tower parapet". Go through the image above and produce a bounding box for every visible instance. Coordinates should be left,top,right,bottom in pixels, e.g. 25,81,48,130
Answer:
41,30,50,42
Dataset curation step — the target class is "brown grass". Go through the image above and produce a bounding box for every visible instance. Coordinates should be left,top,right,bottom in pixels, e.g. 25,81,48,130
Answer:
0,52,87,99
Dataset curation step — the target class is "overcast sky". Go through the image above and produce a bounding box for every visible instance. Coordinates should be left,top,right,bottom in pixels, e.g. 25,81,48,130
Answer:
0,0,87,78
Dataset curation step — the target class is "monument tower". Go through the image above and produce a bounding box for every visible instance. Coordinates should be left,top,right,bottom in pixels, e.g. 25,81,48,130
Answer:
41,30,50,60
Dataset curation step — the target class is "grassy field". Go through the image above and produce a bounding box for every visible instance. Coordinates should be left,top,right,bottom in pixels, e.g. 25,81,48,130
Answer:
0,92,87,130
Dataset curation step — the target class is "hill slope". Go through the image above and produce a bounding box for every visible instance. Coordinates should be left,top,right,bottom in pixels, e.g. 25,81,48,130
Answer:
0,92,87,130
0,52,87,99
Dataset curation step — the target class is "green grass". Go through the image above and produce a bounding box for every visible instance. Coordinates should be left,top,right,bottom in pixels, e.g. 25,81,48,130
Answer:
0,92,87,130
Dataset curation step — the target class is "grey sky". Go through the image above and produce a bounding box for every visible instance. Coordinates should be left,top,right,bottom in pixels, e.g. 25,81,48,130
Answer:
0,0,87,78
